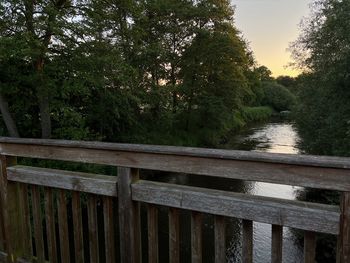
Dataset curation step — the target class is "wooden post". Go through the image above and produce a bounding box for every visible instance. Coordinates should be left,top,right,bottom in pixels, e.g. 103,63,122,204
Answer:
169,208,180,263
242,220,253,263
0,155,24,262
214,215,226,263
271,225,283,263
337,192,350,263
304,231,316,263
191,211,202,263
118,167,141,263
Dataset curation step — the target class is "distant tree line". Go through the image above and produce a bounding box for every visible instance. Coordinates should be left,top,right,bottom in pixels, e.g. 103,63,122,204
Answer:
0,0,295,146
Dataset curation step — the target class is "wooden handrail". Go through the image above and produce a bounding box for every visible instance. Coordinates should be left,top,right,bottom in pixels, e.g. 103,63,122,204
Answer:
0,138,349,263
0,137,349,168
0,138,350,190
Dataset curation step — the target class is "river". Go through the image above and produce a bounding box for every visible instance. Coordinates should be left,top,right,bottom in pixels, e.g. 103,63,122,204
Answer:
225,121,304,262
150,121,305,262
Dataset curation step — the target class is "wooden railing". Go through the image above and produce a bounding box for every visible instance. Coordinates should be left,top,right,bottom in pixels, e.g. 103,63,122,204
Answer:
0,137,349,262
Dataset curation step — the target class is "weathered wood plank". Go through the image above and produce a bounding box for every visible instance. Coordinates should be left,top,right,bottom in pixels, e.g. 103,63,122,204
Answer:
44,188,57,263
0,182,4,252
0,156,21,261
337,192,350,263
271,225,283,263
304,231,316,263
31,185,45,262
72,192,84,263
19,184,32,259
1,137,349,169
242,220,253,263
214,215,226,263
88,195,99,263
169,208,180,263
118,167,141,263
191,212,202,263
132,181,340,234
57,189,70,263
1,139,350,191
7,166,118,197
103,196,116,263
147,204,158,263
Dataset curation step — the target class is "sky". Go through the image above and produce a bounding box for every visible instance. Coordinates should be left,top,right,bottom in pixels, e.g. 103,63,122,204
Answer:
231,0,313,77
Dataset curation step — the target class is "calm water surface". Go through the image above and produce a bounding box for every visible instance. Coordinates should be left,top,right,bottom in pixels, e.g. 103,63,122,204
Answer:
152,122,304,262
226,122,303,262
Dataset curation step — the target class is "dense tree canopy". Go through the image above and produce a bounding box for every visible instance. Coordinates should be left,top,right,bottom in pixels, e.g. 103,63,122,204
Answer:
291,0,350,156
0,0,291,146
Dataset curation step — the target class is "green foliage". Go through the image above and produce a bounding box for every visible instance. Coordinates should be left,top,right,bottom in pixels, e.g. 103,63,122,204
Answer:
291,0,350,156
0,0,274,147
261,81,297,112
241,106,273,123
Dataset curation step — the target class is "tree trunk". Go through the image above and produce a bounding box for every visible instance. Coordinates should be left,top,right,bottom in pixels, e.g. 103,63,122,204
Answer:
37,87,51,139
35,58,51,139
0,93,20,137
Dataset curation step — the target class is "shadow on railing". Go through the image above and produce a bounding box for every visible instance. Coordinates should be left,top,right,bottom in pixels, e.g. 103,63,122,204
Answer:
0,137,349,263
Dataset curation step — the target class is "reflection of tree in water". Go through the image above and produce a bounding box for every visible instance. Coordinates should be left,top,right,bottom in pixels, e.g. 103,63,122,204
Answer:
295,188,340,262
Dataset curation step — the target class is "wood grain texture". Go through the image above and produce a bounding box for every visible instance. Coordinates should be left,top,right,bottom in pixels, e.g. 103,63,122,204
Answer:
304,231,316,263
31,185,45,262
191,212,202,263
44,188,57,263
0,156,18,260
103,196,116,263
1,137,349,169
57,189,70,263
169,208,180,263
19,183,32,260
72,192,84,263
1,139,350,191
214,216,226,263
338,192,350,263
147,204,158,263
132,181,340,234
242,220,253,263
271,225,283,263
118,167,141,263
88,195,99,263
7,166,118,197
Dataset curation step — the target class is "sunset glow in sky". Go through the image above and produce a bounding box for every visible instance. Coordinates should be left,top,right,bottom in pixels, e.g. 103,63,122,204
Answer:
232,0,312,77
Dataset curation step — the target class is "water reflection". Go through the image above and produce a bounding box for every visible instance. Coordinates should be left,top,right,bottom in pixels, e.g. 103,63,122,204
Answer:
226,122,303,262
228,122,300,154
145,121,304,262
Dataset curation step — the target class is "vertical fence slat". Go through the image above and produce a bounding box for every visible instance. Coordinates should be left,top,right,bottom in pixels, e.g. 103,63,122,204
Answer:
304,231,316,263
0,156,9,254
57,189,70,263
242,220,253,263
0,194,3,252
32,185,45,262
338,192,350,263
72,191,84,263
214,215,226,263
118,167,141,263
147,204,158,263
19,183,32,259
169,208,180,263
45,188,57,263
0,156,21,261
191,211,202,263
88,194,99,263
271,225,283,263
103,196,115,263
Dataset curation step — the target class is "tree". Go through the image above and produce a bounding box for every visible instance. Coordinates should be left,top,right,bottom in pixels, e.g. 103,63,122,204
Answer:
291,0,350,156
0,0,85,138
